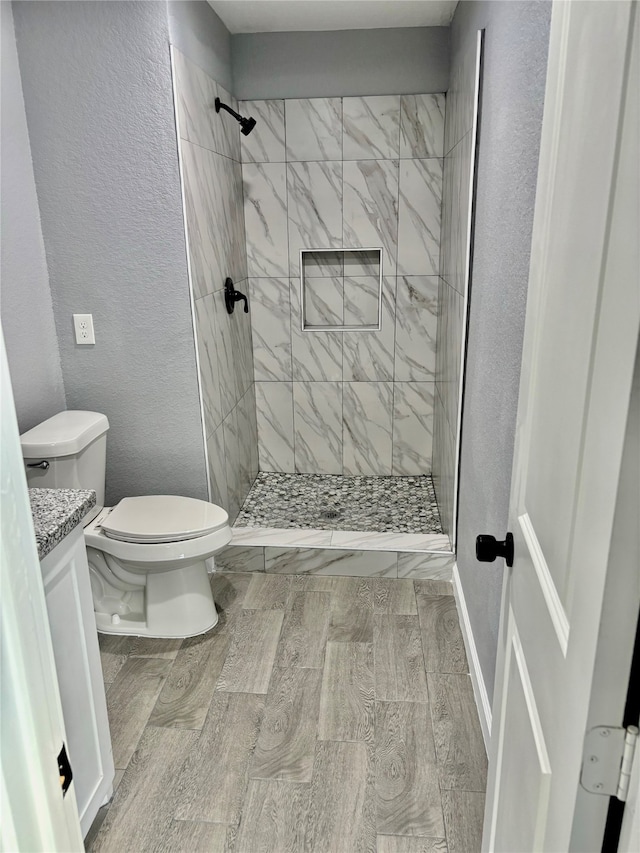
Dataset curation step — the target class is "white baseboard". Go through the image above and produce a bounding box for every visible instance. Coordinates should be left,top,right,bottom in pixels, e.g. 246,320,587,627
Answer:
452,563,492,750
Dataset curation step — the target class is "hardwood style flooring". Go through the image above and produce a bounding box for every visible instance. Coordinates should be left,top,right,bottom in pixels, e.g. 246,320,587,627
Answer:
87,573,487,853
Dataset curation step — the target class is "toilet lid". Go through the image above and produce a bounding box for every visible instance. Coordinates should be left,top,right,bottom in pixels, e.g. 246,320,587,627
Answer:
101,496,228,544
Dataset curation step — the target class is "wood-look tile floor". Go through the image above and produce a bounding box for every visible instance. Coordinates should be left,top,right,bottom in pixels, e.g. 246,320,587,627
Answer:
87,573,487,853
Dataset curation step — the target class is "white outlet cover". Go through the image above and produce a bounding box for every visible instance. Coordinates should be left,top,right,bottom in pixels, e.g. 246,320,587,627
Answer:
73,313,95,345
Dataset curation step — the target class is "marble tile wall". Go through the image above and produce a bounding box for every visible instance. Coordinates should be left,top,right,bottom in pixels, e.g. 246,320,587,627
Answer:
172,48,258,522
241,94,445,477
432,36,481,538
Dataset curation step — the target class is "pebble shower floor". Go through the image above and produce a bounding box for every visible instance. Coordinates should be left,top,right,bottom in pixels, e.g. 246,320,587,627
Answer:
234,472,443,535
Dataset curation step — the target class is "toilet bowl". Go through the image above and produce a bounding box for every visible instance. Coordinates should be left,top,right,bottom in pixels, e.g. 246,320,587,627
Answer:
85,495,231,638
21,412,232,639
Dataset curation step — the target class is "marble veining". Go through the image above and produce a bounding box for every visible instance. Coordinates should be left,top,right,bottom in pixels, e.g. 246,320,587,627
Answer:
194,295,223,432
207,425,229,510
173,50,257,526
255,382,295,473
234,472,442,535
290,283,343,382
342,278,396,382
392,382,435,475
230,527,452,556
172,48,222,157
182,142,242,299
287,161,343,276
342,382,393,476
342,96,401,161
285,98,343,161
216,82,241,162
400,94,446,159
239,99,285,163
394,276,439,381
304,276,345,326
343,159,399,277
29,488,96,559
397,158,443,276
243,163,289,277
249,278,292,381
342,275,380,327
265,546,397,578
293,383,343,475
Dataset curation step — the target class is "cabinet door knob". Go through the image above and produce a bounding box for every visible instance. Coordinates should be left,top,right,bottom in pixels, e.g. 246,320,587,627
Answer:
476,532,514,567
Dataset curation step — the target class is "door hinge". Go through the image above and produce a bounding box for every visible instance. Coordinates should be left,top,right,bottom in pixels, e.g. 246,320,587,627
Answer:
580,725,638,801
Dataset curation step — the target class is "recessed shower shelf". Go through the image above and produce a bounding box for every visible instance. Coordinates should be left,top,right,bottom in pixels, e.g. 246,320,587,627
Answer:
300,247,383,332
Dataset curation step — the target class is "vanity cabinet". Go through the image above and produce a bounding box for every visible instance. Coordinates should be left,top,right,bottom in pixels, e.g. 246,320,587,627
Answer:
40,525,114,838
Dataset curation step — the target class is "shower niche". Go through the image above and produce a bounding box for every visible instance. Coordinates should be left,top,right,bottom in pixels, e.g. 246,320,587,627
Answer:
300,248,383,332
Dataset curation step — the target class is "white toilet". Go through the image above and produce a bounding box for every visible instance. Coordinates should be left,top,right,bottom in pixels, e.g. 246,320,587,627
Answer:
21,411,231,639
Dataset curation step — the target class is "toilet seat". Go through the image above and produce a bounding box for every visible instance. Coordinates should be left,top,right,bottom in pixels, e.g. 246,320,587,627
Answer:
85,505,231,567
100,495,228,544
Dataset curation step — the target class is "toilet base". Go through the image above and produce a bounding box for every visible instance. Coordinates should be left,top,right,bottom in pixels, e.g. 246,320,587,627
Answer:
92,558,219,639
95,611,218,639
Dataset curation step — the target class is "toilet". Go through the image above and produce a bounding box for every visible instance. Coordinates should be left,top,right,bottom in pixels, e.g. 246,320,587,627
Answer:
21,411,231,639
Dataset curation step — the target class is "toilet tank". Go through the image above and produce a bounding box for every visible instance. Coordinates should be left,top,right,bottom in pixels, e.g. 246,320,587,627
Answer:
20,411,110,509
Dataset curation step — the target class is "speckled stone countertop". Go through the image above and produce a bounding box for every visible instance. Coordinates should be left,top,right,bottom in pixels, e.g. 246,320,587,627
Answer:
29,488,96,559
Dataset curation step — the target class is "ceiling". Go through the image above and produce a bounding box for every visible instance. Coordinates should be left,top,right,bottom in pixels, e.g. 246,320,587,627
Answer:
207,1,457,33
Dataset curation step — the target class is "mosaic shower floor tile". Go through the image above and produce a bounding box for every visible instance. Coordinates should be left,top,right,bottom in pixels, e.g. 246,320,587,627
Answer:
234,472,443,535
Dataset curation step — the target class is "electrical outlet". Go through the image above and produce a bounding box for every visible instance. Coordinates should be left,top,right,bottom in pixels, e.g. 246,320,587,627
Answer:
73,314,95,345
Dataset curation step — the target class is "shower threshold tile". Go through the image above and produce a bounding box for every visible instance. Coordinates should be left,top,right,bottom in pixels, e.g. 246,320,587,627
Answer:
231,527,452,554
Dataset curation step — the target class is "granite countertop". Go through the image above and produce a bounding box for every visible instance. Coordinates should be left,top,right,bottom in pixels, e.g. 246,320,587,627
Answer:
29,488,97,559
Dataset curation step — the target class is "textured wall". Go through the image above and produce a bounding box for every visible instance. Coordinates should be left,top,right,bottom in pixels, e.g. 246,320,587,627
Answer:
172,48,258,522
453,0,552,703
167,0,233,92
232,28,449,100
13,1,208,505
241,95,444,476
0,2,66,432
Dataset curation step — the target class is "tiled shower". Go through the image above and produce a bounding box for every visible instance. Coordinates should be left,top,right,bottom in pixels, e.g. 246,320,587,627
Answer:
242,94,444,479
171,40,479,561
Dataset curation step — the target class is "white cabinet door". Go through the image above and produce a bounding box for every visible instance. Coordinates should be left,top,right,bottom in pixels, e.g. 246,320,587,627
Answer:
483,2,639,851
1,335,84,853
41,526,115,837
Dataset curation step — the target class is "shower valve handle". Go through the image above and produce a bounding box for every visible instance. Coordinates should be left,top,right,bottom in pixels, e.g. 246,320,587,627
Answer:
224,278,249,315
476,532,514,567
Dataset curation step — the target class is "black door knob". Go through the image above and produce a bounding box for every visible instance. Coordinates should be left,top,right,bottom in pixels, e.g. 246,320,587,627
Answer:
476,532,514,567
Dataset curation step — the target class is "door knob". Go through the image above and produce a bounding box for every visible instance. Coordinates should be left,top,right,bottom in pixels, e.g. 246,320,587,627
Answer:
476,532,514,567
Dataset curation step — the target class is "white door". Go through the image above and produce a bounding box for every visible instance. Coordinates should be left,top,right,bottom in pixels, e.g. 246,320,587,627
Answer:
0,334,84,852
483,2,639,851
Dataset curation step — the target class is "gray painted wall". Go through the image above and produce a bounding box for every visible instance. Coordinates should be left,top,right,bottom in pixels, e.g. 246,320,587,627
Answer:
0,1,66,432
167,0,233,92
13,1,208,505
232,27,449,99
455,0,552,703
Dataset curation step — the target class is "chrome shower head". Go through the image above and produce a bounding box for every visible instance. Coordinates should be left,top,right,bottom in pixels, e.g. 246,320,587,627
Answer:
215,97,257,136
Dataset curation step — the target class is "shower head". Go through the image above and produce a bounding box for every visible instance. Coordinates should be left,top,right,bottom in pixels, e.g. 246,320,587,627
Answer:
215,97,257,136
240,115,257,136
